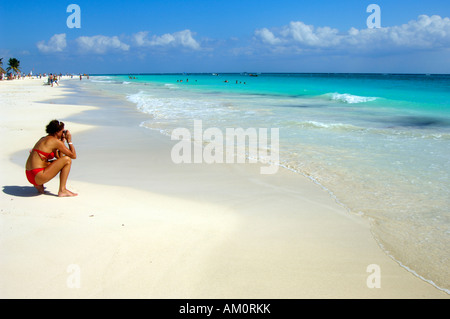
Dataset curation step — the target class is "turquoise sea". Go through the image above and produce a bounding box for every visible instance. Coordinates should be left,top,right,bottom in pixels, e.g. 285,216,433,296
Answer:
83,73,450,293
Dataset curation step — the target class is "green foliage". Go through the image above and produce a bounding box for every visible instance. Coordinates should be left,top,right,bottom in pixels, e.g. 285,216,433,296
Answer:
6,58,21,75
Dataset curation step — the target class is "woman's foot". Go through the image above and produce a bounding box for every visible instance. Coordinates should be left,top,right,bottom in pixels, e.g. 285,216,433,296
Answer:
58,189,78,197
34,185,45,194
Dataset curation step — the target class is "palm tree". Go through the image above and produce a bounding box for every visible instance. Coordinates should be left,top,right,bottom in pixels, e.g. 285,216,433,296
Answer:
0,58,6,76
6,58,21,75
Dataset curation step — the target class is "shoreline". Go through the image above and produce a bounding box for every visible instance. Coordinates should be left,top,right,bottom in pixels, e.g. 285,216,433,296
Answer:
0,78,448,298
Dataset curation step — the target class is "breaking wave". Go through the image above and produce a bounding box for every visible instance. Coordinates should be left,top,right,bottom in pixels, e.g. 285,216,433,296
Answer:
326,92,378,104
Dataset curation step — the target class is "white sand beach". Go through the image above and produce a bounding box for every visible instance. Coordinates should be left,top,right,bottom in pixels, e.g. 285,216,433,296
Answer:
0,78,448,298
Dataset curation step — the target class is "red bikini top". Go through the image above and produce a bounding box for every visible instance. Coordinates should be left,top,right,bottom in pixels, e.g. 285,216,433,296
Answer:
31,148,55,160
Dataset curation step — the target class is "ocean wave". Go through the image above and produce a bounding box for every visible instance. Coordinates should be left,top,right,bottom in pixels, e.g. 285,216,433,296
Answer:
287,120,367,132
286,120,450,140
126,91,235,121
90,79,114,83
164,83,178,89
89,76,114,83
327,92,377,104
126,91,153,112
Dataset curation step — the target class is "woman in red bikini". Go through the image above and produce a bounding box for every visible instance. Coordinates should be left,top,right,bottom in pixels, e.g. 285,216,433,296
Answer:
25,120,77,197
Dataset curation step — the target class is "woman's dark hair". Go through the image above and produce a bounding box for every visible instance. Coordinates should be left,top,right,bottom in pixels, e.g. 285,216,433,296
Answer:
46,120,65,135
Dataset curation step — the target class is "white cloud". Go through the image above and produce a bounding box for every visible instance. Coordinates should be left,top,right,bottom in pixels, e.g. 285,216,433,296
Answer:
36,33,67,53
36,30,201,56
133,29,200,50
133,31,149,47
353,15,450,50
76,35,130,54
254,15,450,53
281,22,341,47
254,28,282,45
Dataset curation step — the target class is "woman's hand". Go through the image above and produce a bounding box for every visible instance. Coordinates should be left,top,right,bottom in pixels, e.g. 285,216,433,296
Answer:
65,130,73,143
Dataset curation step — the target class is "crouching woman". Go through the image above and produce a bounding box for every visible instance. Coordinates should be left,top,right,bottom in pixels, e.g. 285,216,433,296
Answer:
25,120,77,197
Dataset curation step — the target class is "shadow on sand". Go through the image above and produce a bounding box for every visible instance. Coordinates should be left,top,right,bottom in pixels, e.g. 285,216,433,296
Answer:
2,185,57,197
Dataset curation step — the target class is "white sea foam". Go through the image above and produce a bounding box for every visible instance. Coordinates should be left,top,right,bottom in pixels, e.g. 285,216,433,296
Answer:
285,119,450,141
127,91,238,122
126,91,155,114
302,120,362,130
89,76,113,83
329,92,377,104
90,79,113,83
164,83,179,89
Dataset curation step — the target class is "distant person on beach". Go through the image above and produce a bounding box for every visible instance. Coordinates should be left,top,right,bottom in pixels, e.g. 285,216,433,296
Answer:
25,120,77,197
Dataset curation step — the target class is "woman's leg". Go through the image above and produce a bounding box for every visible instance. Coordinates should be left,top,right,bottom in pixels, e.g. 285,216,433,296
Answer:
58,157,77,197
34,156,77,197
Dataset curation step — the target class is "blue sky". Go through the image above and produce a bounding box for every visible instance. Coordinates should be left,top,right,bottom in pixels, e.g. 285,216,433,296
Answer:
1,0,449,74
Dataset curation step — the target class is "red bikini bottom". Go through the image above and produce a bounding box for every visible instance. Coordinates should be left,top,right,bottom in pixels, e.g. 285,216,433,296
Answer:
26,168,45,186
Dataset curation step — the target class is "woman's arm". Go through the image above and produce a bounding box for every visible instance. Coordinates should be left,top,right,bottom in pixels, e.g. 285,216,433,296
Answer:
55,132,66,159
55,130,77,159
